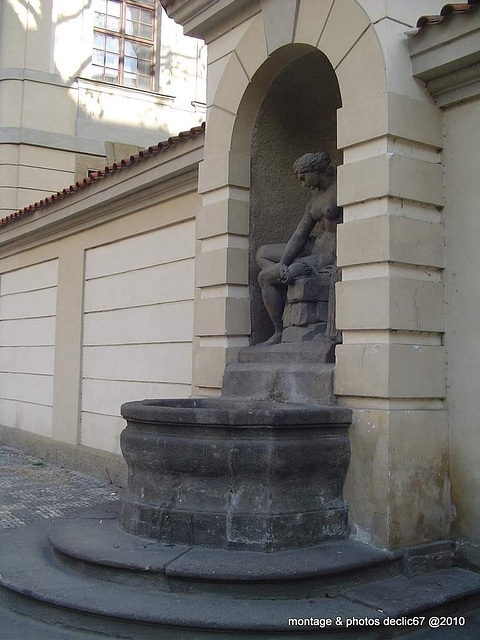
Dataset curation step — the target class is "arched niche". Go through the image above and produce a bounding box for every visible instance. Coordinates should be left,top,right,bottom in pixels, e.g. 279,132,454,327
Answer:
246,48,342,344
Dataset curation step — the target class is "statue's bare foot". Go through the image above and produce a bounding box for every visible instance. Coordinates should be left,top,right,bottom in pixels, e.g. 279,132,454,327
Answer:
261,331,283,346
288,262,313,279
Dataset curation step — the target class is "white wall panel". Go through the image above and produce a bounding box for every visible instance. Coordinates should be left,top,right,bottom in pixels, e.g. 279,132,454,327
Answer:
0,259,57,437
81,378,189,417
0,287,57,319
0,317,56,346
84,221,195,279
82,343,192,384
0,372,54,405
1,260,58,295
80,223,195,452
83,301,194,346
80,412,125,454
0,399,52,437
84,259,194,312
0,346,55,375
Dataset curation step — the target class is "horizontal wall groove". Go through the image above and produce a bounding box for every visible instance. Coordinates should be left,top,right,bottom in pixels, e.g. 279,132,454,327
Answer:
82,340,192,348
0,314,55,322
81,376,191,385
83,298,193,314
84,255,194,282
0,397,52,408
0,284,57,297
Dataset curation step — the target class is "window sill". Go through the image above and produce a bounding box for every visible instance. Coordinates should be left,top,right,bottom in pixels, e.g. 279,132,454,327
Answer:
76,77,176,105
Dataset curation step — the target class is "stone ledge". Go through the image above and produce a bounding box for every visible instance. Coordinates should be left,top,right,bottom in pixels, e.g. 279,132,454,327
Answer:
48,512,396,582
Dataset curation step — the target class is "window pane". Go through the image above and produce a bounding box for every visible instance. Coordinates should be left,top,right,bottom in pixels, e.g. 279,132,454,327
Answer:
137,75,151,90
124,56,137,73
93,33,105,49
106,35,119,52
125,20,138,37
138,44,152,60
92,49,105,65
124,40,137,57
94,0,106,12
92,68,105,81
107,0,121,17
124,73,136,87
140,9,154,25
106,52,119,68
138,59,151,75
126,6,140,21
94,13,106,28
139,24,153,40
106,16,120,31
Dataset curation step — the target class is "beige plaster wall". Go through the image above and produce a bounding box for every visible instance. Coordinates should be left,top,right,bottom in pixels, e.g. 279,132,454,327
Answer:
81,220,195,454
0,176,200,455
443,97,480,543
0,259,58,437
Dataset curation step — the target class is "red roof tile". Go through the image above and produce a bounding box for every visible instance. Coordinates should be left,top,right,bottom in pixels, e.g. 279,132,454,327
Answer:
1,123,205,229
415,0,479,30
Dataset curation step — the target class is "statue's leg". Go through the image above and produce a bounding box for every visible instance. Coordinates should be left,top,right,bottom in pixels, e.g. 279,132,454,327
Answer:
258,265,287,345
256,243,286,270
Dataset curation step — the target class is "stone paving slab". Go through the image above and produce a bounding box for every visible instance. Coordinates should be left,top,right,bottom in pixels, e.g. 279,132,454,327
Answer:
0,445,119,531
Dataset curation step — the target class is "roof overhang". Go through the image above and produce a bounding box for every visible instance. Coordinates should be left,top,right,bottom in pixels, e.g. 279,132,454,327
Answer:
409,3,480,107
160,0,258,40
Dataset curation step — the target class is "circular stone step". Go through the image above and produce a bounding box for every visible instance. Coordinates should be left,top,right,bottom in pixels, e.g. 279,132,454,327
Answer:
0,519,388,634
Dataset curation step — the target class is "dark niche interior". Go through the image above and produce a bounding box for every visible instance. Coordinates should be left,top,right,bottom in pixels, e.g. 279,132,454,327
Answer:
249,49,342,345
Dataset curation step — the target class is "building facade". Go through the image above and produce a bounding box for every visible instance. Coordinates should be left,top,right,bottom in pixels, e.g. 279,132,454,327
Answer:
0,0,206,217
0,0,479,555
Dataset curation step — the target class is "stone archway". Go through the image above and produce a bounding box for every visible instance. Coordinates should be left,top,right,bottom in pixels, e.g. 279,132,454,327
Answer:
195,0,386,388
193,0,449,551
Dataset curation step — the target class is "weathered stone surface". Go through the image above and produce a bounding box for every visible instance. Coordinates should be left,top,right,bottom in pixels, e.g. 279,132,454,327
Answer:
291,301,318,326
287,275,331,303
401,540,455,577
119,399,351,551
282,322,326,342
0,520,394,633
222,362,335,405
343,568,480,617
238,340,336,364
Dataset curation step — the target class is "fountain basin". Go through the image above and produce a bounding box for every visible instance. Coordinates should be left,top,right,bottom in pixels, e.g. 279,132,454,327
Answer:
120,398,351,551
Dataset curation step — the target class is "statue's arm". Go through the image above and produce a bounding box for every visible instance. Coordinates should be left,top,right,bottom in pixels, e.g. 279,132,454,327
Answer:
280,212,316,266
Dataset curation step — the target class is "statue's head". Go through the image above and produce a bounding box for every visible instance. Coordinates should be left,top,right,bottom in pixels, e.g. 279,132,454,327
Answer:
293,152,336,178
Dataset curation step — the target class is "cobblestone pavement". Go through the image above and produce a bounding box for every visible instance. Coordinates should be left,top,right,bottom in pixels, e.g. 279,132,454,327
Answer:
0,444,119,531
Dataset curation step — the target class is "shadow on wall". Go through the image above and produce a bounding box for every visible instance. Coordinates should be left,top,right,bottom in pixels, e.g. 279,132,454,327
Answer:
249,50,342,344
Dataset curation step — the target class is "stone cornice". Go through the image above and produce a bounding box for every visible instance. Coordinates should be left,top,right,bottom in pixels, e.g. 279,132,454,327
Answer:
161,0,258,39
409,6,480,107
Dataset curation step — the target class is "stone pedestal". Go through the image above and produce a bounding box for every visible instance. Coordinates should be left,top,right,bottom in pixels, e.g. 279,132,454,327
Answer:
282,273,330,342
119,398,351,550
222,339,337,404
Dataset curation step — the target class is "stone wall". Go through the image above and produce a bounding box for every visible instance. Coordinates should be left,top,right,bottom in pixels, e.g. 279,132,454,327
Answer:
0,135,202,458
443,97,480,543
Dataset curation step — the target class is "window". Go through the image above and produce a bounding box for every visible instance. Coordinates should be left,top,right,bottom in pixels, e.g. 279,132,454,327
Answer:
92,0,156,91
